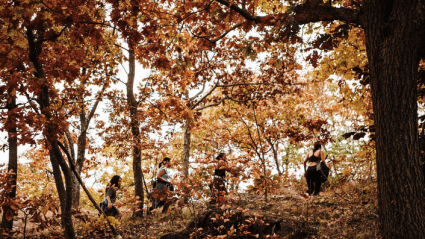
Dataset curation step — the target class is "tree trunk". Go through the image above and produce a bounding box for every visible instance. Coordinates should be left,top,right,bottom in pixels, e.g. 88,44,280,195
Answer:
363,1,425,237
182,125,191,180
27,27,76,239
1,94,17,230
49,139,76,239
261,157,268,203
127,49,144,216
266,138,282,176
182,125,191,203
49,151,67,224
71,77,103,209
71,131,86,208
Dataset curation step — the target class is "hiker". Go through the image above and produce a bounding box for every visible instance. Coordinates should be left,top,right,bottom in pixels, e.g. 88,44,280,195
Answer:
100,175,121,217
303,143,326,196
210,153,231,205
149,157,173,214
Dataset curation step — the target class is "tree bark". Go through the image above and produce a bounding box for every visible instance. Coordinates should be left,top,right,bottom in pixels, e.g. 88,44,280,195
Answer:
1,93,17,230
363,1,425,238
27,27,76,239
127,48,144,216
70,78,103,209
182,124,191,180
57,141,120,236
266,138,282,176
213,0,425,236
70,130,86,209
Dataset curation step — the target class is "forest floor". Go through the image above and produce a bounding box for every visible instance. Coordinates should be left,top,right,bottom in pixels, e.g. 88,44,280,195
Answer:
7,180,380,239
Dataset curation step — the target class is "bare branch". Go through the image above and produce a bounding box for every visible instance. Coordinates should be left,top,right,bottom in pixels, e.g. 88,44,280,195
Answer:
211,22,244,43
196,98,225,111
191,81,220,109
217,82,279,87
190,22,244,44
114,44,130,52
190,82,206,100
84,83,107,129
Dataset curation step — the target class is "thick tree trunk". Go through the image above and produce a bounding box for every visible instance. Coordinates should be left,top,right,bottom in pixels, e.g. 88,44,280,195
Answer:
49,139,76,239
363,1,425,238
1,94,17,230
127,49,144,216
49,151,67,223
27,27,76,239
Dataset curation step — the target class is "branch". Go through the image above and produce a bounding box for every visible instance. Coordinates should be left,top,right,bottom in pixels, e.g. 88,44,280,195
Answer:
189,83,206,101
138,75,154,104
179,0,216,23
191,81,219,109
216,82,279,87
84,83,107,130
196,95,251,111
211,22,244,43
65,130,75,162
235,108,259,153
23,91,40,114
190,22,244,44
196,98,224,111
36,26,68,44
114,44,130,52
215,0,363,27
215,0,262,22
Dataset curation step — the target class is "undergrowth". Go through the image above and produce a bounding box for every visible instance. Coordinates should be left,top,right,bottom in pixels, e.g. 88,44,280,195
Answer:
3,179,379,239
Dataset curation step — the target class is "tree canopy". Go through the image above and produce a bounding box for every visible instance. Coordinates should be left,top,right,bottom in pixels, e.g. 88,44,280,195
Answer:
1,0,425,238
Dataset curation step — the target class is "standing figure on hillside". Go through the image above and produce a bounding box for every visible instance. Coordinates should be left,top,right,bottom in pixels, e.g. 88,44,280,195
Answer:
100,175,121,217
303,143,326,196
210,153,234,205
149,157,173,214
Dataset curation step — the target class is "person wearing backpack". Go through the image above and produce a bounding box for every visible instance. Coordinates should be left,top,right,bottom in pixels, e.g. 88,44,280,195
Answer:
303,143,326,196
148,157,173,214
99,175,121,217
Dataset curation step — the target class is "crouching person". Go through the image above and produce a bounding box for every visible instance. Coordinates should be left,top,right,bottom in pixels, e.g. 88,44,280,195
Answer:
149,157,173,214
100,175,121,217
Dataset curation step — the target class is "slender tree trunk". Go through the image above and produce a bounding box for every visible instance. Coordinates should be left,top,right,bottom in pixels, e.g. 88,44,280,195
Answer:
182,125,191,180
364,1,425,237
1,94,17,230
71,131,86,208
182,90,191,181
181,125,191,203
266,138,282,176
127,49,144,216
70,77,103,209
261,157,267,202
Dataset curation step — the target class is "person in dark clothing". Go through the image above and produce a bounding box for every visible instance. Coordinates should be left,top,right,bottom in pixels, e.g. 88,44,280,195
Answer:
303,143,326,196
210,153,230,205
100,175,121,217
149,157,173,214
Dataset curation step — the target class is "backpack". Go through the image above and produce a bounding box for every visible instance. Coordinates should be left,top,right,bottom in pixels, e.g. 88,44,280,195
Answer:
317,154,330,183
